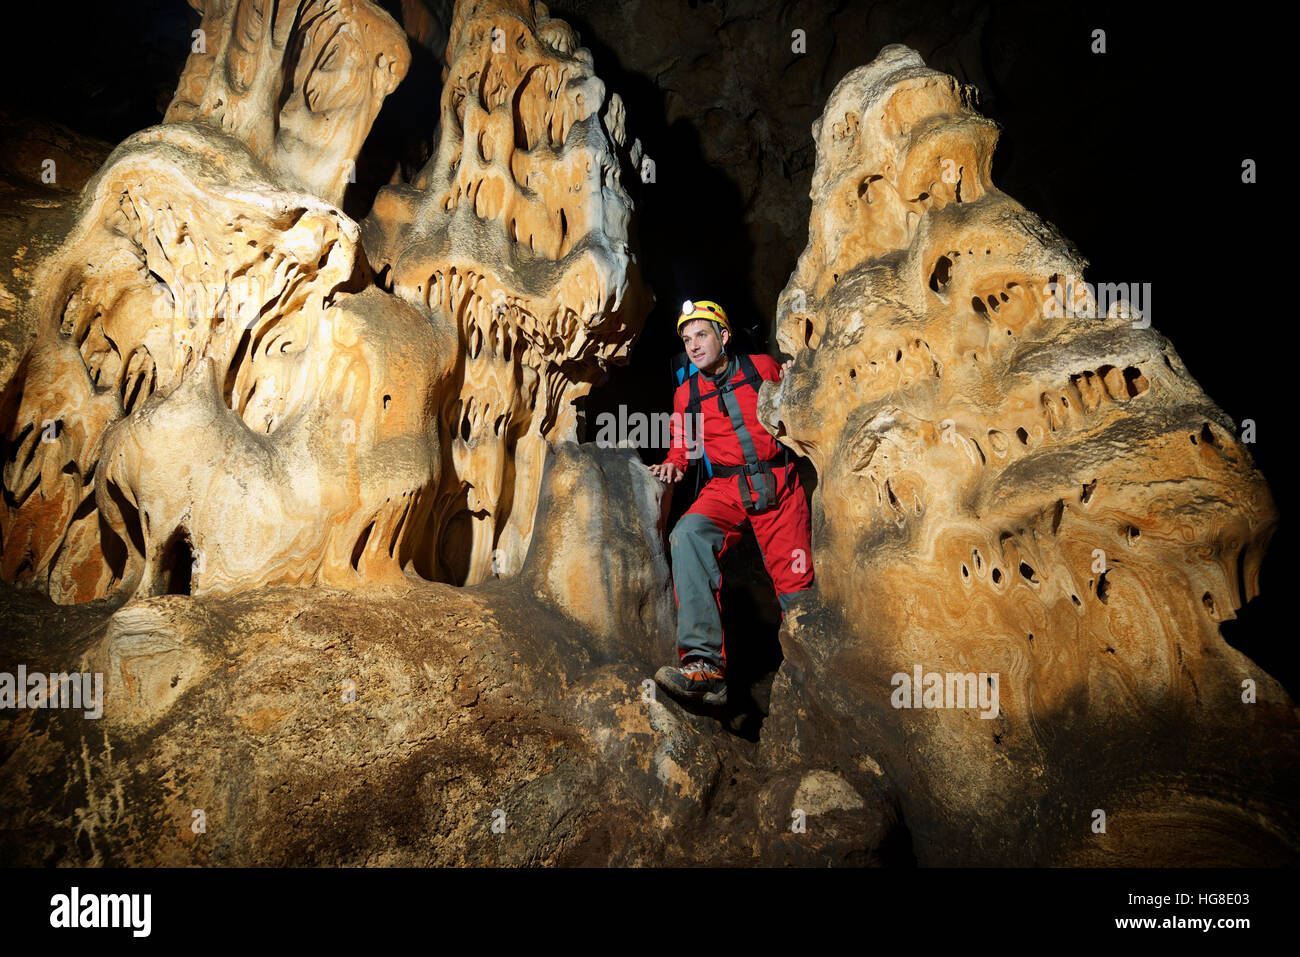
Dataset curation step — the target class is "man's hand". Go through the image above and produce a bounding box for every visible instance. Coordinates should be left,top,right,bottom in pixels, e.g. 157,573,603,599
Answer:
649,461,684,483
781,358,794,376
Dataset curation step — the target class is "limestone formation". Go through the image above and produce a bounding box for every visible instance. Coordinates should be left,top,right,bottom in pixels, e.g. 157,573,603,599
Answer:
758,45,1296,864
0,559,719,866
0,0,685,865
0,0,437,603
165,0,412,208
364,0,649,585
0,0,646,602
0,2,1293,868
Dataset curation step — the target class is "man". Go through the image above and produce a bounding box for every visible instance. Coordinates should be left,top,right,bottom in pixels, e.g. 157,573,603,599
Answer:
648,298,814,708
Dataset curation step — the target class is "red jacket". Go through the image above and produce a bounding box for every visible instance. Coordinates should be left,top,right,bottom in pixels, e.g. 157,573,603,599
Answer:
664,353,784,472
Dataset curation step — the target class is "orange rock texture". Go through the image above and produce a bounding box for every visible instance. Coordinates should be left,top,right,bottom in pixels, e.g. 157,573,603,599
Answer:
0,0,647,601
757,45,1295,863
363,0,650,585
0,5,1294,867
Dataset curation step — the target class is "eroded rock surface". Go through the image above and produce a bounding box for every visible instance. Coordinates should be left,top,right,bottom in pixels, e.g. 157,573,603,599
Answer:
757,45,1297,865
0,443,758,866
0,0,647,603
1,7,1293,868
0,0,437,604
364,0,651,585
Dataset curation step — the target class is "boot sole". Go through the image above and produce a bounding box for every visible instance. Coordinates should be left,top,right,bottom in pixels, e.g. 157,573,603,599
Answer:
654,668,728,709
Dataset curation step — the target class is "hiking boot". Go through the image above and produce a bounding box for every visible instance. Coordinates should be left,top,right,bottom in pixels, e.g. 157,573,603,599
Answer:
654,658,728,707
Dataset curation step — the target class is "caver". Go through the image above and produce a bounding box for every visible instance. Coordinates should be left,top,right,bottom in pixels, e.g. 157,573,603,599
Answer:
648,299,814,709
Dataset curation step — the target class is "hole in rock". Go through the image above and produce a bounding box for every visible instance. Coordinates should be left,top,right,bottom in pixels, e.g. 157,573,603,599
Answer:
1122,366,1148,397
991,567,1003,585
1071,594,1081,607
928,257,949,295
351,521,375,571
1080,479,1097,504
971,297,988,316
1016,427,1029,445
1199,423,1218,447
1202,591,1215,616
383,395,391,411
1096,570,1110,604
961,563,969,579
857,174,882,202
159,530,193,596
1019,562,1038,582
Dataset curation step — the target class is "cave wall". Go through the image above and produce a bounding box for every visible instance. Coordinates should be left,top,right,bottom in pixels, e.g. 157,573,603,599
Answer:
0,0,1291,868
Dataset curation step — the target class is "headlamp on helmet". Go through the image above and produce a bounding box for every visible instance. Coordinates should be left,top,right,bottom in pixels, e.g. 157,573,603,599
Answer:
676,298,731,337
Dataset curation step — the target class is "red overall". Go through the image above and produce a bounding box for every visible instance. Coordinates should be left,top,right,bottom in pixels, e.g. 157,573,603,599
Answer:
663,353,813,669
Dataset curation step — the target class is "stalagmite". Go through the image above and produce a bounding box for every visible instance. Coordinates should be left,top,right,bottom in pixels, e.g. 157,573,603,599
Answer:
364,0,648,585
0,0,452,602
757,45,1294,864
0,0,646,600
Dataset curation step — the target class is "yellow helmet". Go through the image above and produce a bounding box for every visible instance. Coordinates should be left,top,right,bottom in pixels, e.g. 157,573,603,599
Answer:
676,299,731,337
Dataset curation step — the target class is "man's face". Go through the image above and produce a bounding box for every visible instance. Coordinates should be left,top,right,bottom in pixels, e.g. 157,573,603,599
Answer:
681,319,728,370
